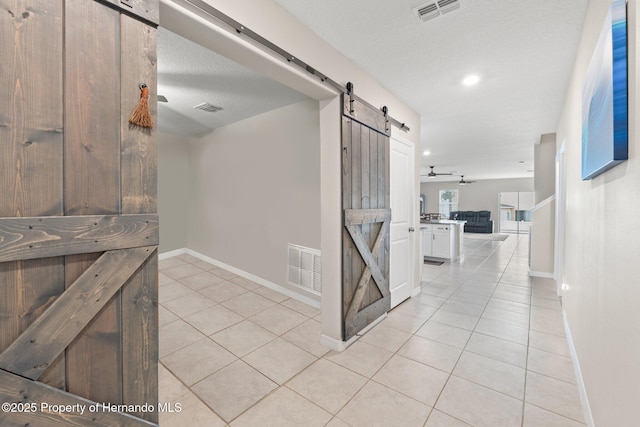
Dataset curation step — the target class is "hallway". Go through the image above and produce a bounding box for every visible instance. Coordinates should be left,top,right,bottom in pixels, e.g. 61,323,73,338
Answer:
158,235,585,426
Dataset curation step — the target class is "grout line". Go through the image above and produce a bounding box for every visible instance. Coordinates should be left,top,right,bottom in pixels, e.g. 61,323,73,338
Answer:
425,237,518,422
160,236,583,426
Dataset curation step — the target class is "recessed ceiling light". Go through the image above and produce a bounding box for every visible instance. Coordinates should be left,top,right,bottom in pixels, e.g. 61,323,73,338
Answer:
462,74,480,86
518,160,525,164
423,150,431,156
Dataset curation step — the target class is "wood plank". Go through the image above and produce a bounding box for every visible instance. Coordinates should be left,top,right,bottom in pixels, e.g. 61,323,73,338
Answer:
361,126,371,211
64,0,123,405
367,130,383,303
101,0,159,26
64,0,121,216
349,121,363,323
121,15,157,214
350,121,362,210
0,0,66,390
342,95,389,136
344,209,391,225
376,133,386,303
342,92,353,117
122,254,158,423
370,133,379,220
370,137,380,288
341,117,353,325
0,214,159,262
377,131,386,209
0,369,158,427
124,0,159,27
377,131,387,302
120,16,158,422
0,0,64,217
0,246,154,380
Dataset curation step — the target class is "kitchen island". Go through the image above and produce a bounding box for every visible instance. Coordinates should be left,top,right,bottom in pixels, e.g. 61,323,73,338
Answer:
420,220,466,262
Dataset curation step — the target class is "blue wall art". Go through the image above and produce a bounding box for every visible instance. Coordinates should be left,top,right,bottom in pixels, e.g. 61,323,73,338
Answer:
582,0,628,180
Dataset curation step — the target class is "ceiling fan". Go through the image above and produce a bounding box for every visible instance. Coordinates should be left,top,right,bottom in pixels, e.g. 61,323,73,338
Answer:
421,166,453,178
458,175,476,185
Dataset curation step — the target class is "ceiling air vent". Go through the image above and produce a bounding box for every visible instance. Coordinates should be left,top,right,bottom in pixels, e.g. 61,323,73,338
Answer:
413,0,460,22
413,2,439,22
437,0,460,14
193,102,223,113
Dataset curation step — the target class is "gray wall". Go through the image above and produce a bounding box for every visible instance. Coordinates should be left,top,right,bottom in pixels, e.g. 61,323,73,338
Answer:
556,1,640,424
534,133,557,203
158,132,191,253
187,99,321,300
420,177,534,231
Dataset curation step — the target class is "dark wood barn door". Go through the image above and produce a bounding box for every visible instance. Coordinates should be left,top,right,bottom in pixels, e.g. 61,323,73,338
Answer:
342,92,391,341
0,0,159,425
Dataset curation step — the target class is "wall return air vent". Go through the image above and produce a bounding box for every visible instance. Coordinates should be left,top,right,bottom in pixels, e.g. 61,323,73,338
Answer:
193,102,224,113
287,244,321,295
413,0,461,22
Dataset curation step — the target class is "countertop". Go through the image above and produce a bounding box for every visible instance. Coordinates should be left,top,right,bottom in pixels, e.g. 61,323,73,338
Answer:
420,219,467,225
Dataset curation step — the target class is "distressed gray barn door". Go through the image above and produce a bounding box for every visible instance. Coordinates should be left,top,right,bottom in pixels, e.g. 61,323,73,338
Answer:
342,91,391,341
0,0,159,425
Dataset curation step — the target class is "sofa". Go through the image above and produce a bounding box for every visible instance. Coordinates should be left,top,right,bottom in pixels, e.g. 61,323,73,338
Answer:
449,211,493,233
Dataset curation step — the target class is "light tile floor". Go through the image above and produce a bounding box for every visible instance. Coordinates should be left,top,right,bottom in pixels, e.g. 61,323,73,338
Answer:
158,235,585,426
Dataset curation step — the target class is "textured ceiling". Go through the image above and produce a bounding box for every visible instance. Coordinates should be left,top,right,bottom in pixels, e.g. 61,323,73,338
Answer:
157,27,309,136
275,0,588,182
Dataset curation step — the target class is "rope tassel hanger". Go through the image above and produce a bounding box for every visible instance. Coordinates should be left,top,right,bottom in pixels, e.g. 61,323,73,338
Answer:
129,83,154,128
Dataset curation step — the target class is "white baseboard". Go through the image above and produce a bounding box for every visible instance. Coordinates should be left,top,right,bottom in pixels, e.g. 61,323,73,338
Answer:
161,248,396,353
528,270,555,279
181,249,321,309
320,333,357,352
158,247,187,260
563,310,595,427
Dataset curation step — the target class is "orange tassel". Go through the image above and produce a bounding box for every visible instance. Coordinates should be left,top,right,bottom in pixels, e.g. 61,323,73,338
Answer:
129,83,154,128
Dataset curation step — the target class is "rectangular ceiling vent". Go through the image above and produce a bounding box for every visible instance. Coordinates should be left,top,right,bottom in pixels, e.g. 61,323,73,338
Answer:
413,0,460,22
437,0,460,14
193,102,223,113
413,2,439,22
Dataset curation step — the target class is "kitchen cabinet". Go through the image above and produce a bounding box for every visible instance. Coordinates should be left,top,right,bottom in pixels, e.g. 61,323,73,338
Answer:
420,221,465,261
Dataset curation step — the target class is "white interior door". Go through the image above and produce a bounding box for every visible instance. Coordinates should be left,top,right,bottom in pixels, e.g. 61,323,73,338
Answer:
390,135,415,308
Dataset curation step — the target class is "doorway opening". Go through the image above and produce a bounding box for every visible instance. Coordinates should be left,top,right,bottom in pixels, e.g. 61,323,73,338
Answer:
156,24,323,306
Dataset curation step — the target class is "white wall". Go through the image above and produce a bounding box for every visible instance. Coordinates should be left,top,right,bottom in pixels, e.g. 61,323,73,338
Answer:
187,99,321,301
420,178,534,231
157,132,191,253
535,133,557,203
556,0,640,425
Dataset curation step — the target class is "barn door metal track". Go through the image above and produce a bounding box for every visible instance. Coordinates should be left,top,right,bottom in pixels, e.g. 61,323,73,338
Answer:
179,0,410,132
